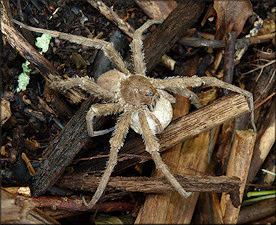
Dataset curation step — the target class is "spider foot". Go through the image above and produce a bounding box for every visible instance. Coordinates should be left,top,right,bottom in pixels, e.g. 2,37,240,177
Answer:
88,126,115,137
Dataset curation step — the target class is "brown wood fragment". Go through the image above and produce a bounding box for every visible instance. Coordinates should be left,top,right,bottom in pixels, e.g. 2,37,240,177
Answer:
223,31,236,87
31,196,134,212
220,129,257,224
247,100,275,183
58,173,241,196
216,119,235,168
194,193,224,224
134,0,177,20
143,1,205,72
1,188,59,224
178,33,275,49
31,96,101,197
237,198,276,224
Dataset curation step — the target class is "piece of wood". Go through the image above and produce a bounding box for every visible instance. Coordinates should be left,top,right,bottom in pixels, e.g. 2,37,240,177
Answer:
31,96,100,197
178,33,275,49
194,193,224,224
220,129,257,224
58,173,241,196
223,31,236,91
143,1,205,72
216,119,235,169
237,198,276,224
134,0,177,20
31,196,134,212
1,188,59,224
118,93,252,171
247,100,275,183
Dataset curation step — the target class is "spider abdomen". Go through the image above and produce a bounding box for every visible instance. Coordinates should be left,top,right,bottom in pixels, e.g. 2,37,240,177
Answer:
97,69,126,93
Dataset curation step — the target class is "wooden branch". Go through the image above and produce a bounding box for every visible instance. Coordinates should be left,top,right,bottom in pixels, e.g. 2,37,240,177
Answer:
220,129,257,223
31,96,99,197
58,173,241,196
247,100,275,183
237,198,276,224
143,1,205,71
178,33,275,49
31,196,134,212
223,31,236,86
1,188,59,224
134,0,177,20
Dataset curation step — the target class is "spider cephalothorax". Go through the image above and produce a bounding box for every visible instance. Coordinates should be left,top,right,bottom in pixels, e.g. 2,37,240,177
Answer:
50,20,256,208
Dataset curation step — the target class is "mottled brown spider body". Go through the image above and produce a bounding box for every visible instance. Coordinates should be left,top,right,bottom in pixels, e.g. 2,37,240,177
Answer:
121,75,159,107
51,20,256,208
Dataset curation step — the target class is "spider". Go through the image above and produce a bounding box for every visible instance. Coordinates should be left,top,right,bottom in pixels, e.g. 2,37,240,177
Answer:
49,20,256,208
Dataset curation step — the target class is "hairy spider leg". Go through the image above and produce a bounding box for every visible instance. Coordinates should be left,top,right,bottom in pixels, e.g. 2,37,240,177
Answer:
52,77,114,100
200,77,256,132
138,108,191,198
86,103,123,136
152,76,256,132
131,20,163,76
12,20,131,75
83,109,132,208
151,77,203,108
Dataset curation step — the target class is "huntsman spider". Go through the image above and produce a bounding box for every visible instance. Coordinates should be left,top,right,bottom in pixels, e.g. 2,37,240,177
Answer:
28,20,256,208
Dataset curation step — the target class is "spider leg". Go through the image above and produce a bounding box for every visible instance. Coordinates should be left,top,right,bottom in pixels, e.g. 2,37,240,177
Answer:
152,76,256,132
83,108,132,208
153,78,202,108
200,77,256,132
131,20,163,75
165,87,201,108
52,77,114,101
138,108,191,198
11,20,130,75
86,102,123,137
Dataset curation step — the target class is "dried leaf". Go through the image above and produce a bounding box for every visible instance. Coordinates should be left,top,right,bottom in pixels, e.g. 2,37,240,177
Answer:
1,98,11,126
214,0,253,39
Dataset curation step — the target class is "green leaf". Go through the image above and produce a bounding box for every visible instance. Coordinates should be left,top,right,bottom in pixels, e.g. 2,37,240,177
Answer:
35,33,52,54
17,71,30,92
